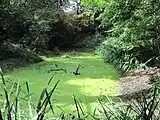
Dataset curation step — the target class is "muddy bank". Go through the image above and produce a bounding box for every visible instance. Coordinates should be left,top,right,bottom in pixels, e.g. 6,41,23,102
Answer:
118,67,160,100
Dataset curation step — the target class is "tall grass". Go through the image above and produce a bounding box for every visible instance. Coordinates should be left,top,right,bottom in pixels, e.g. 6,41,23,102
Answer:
93,86,160,120
0,67,160,119
96,38,147,73
0,67,60,120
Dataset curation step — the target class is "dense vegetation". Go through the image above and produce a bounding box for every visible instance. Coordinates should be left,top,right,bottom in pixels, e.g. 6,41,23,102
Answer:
1,0,160,72
1,0,160,119
0,0,96,63
91,0,160,73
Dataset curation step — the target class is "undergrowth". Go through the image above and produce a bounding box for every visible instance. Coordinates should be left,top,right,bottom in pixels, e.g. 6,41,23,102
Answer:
96,37,148,74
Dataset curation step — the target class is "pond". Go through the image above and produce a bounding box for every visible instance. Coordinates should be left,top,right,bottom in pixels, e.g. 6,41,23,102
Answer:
4,53,119,116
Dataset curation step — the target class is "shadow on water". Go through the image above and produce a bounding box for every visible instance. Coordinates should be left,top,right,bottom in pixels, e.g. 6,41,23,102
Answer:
4,55,120,114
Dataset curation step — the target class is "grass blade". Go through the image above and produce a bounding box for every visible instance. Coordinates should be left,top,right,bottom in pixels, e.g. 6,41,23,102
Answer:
98,98,110,120
42,80,60,112
47,75,55,86
14,97,18,120
25,82,30,95
45,90,54,115
78,99,85,115
37,80,60,119
73,95,80,119
48,80,60,96
0,68,12,120
36,88,46,113
148,86,159,118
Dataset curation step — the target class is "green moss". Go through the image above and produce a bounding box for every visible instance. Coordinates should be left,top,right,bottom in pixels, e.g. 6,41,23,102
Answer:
5,54,119,115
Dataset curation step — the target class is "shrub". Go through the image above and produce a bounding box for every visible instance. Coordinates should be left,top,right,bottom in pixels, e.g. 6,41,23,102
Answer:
48,11,96,50
96,0,160,69
96,37,146,73
73,34,105,49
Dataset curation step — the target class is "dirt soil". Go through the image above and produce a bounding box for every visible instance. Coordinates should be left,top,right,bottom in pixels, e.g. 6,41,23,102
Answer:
118,67,160,100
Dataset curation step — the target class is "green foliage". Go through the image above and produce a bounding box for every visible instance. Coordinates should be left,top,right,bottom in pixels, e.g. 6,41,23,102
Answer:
84,0,160,71
96,37,146,72
99,0,160,51
81,0,105,8
48,11,95,49
0,0,101,60
74,34,105,49
0,0,61,59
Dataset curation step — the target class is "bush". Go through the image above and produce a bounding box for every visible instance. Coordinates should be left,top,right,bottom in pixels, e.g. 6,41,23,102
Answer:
96,37,146,73
47,11,96,50
95,0,160,70
0,0,63,54
0,42,43,64
73,34,105,49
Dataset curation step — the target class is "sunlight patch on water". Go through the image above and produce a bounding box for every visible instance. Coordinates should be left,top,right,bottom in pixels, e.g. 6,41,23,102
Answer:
66,78,118,96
